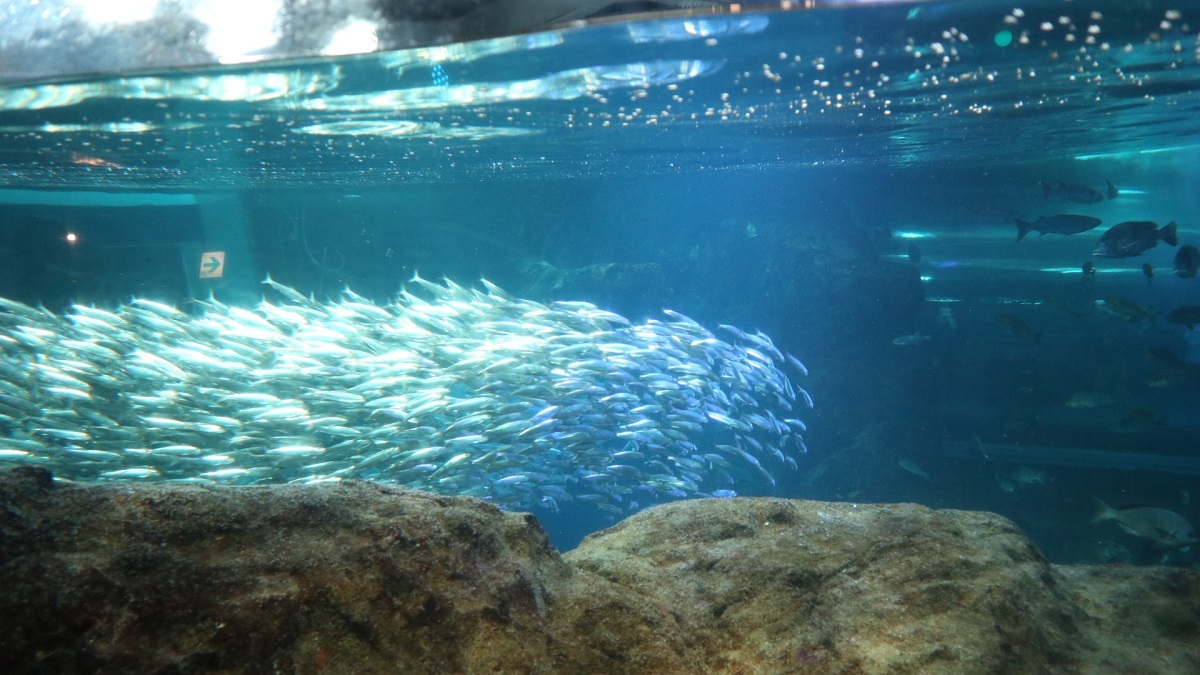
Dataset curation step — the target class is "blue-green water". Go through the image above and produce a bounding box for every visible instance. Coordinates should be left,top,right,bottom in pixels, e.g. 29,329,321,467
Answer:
0,0,1198,562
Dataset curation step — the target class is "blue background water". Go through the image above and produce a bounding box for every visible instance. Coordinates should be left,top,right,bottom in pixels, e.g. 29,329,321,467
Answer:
0,0,1198,563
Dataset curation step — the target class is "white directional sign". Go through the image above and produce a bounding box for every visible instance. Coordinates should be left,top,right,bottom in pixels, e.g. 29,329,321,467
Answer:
199,251,225,279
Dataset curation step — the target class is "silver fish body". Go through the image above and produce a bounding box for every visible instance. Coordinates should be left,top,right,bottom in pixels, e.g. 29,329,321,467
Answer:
0,279,811,516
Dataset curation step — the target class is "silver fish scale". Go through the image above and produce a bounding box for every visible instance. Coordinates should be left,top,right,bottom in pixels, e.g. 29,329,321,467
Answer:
0,279,812,515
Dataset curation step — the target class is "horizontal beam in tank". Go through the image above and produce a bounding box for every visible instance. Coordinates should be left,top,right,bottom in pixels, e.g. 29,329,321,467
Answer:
942,442,1200,476
0,190,197,207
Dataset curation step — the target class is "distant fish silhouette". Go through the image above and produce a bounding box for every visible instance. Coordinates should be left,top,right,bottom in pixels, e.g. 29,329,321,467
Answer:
1093,221,1177,258
1041,181,1103,203
996,313,1041,344
1014,214,1101,241
1174,245,1200,278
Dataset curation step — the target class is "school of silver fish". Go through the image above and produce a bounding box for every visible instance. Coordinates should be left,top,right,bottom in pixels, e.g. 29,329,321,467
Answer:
0,275,811,515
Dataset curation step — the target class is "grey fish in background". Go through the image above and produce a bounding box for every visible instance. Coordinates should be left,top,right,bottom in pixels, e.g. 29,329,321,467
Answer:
1110,407,1167,434
1144,368,1185,389
1042,296,1088,320
1174,244,1200,278
1065,390,1117,409
1041,181,1104,204
1008,465,1047,486
891,333,930,346
897,459,929,479
1093,221,1177,258
1166,306,1200,329
1106,179,1119,200
0,278,811,517
1014,214,1102,241
966,434,989,460
1092,498,1197,548
1097,296,1157,323
996,313,1041,345
1142,262,1154,285
1147,345,1190,367
996,465,1047,492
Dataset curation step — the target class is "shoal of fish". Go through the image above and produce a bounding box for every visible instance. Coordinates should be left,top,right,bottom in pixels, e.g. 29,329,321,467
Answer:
0,275,811,516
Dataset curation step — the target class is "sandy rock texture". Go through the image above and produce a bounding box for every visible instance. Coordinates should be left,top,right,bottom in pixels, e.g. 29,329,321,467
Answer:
568,498,1200,674
0,466,572,674
1,466,1197,674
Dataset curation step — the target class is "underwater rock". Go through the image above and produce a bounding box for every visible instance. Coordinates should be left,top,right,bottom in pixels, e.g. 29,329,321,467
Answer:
569,498,1089,672
2,467,1198,674
569,499,1200,674
0,466,577,674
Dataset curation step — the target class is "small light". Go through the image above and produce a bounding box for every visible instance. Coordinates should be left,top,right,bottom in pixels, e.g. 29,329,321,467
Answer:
65,232,77,243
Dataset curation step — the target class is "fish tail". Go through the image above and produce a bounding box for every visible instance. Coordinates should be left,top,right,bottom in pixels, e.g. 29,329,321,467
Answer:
1161,222,1178,247
1091,497,1115,524
1015,218,1030,242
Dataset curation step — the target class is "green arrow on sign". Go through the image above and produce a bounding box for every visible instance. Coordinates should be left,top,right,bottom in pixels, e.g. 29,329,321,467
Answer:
203,256,221,273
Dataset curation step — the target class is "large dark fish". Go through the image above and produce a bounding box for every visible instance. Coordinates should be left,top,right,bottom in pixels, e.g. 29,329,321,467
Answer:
1166,306,1200,329
1093,221,1177,258
1174,244,1200,278
1014,214,1101,241
1041,181,1104,203
906,241,921,264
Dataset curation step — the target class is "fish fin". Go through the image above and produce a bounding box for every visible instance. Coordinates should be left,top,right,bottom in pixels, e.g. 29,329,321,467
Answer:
1091,497,1115,524
1116,522,1141,537
1153,527,1178,547
1161,222,1178,247
1015,218,1030,241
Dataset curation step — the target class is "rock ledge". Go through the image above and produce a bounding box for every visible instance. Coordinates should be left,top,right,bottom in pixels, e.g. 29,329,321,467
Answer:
1,467,1196,674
